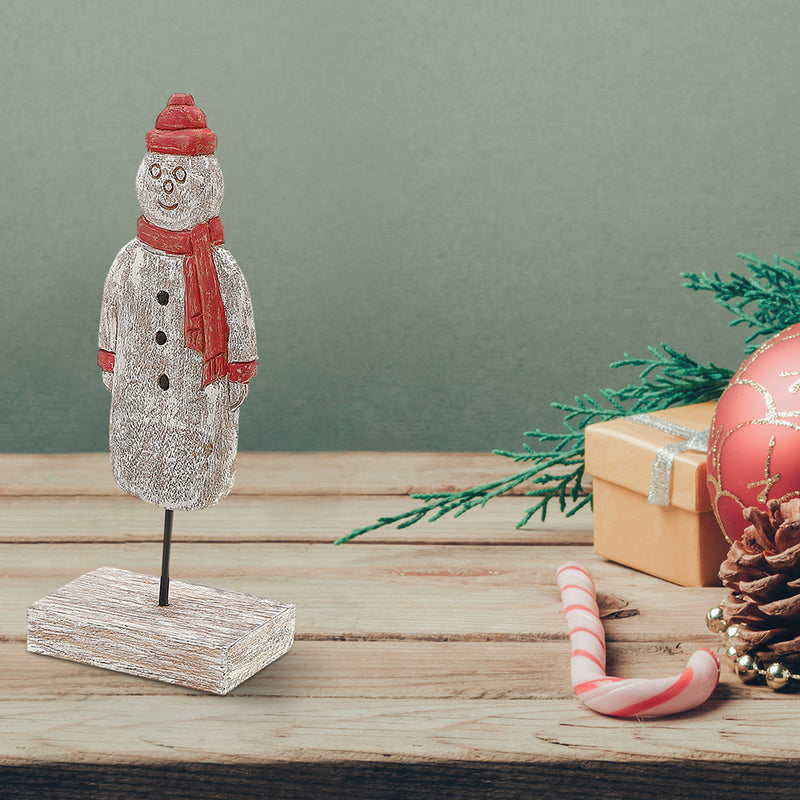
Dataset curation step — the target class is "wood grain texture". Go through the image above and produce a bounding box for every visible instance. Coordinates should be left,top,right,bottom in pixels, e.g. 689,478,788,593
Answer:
2,688,793,765
0,495,594,545
27,567,295,694
0,542,722,642
0,452,591,497
3,639,713,699
2,760,786,800
1,452,786,799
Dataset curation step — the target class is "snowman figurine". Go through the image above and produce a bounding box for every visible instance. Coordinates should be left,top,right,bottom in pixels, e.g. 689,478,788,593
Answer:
98,94,257,604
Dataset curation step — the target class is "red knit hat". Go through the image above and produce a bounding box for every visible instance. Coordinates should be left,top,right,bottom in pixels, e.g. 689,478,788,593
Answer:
145,93,217,156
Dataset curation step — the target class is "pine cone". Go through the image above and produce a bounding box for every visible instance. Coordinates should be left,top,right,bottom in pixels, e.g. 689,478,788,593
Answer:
720,498,800,668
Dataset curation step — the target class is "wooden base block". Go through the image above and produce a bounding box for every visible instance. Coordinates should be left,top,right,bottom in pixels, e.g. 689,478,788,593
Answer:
26,567,295,694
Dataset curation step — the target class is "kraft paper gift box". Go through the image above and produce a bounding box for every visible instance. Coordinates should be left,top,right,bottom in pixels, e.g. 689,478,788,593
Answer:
584,401,729,587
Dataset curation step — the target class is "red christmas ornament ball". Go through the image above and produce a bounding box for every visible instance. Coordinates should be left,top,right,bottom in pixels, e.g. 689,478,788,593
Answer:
708,322,800,543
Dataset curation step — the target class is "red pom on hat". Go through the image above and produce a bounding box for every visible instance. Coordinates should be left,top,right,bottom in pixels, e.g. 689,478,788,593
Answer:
146,93,217,156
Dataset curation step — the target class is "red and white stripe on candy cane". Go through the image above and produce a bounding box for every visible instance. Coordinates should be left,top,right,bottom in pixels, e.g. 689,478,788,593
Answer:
556,562,720,718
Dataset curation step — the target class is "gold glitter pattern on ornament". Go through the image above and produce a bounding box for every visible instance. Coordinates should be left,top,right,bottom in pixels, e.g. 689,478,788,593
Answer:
746,435,781,503
780,370,800,393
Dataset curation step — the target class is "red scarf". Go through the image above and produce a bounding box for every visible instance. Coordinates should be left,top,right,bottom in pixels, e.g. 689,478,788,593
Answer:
138,215,229,387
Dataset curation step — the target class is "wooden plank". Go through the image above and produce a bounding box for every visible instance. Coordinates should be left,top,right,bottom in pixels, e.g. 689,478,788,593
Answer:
1,639,735,701
0,639,779,792
0,452,591,497
0,690,773,766
1,543,723,642
0,495,594,545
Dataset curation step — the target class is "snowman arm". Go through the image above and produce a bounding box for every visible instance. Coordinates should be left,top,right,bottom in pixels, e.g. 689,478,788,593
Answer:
97,330,115,392
97,305,116,391
98,243,132,386
214,247,258,377
98,296,117,369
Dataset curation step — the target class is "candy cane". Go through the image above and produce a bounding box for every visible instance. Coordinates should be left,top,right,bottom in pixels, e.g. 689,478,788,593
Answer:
556,561,719,718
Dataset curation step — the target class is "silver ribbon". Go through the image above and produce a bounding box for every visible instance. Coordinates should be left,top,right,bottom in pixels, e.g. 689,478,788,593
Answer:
626,414,710,506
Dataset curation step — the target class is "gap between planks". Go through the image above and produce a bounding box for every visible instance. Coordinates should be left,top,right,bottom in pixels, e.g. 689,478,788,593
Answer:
0,495,594,545
0,453,593,547
1,543,724,643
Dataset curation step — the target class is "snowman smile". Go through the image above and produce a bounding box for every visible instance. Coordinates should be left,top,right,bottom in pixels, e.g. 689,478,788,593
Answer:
158,200,179,210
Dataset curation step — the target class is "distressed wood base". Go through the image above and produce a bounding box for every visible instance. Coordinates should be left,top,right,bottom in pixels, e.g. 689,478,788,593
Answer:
26,567,295,695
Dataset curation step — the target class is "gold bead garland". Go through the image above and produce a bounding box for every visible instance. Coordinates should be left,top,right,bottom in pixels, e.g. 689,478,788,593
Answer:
706,604,799,691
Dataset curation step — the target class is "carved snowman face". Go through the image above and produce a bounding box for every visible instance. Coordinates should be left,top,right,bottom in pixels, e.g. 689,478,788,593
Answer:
136,152,224,230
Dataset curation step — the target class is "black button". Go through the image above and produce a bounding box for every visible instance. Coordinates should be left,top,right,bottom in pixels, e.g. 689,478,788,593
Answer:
157,291,169,305
158,374,170,390
155,331,167,345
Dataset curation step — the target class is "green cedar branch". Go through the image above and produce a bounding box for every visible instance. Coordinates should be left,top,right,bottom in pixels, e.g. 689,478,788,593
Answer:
682,253,800,351
335,345,733,544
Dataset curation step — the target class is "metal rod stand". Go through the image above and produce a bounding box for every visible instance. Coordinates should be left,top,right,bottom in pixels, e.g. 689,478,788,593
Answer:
159,508,174,606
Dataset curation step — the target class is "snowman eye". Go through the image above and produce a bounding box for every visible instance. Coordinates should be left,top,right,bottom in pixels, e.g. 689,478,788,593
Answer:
149,163,161,179
173,167,186,184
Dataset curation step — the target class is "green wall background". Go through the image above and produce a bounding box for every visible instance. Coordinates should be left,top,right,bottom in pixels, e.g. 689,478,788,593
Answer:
2,0,798,453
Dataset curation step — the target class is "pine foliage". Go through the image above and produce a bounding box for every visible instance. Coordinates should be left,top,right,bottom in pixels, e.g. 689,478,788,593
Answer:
682,253,800,351
337,251,800,544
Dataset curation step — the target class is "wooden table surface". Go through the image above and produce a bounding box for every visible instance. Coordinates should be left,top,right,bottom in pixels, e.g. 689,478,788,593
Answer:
0,453,793,799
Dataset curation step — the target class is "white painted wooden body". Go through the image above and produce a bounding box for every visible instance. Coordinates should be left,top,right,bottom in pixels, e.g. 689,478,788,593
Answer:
98,239,257,510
